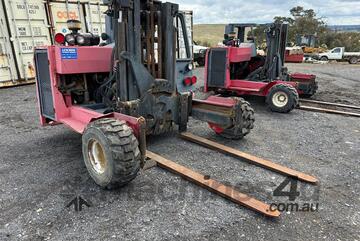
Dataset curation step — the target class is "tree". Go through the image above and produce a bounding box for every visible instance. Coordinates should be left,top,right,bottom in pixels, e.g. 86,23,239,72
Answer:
274,6,327,44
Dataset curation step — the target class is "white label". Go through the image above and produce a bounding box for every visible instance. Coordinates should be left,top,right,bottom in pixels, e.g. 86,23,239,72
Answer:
20,42,33,52
18,27,27,36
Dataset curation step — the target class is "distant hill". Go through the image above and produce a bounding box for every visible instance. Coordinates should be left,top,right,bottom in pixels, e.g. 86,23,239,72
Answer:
328,25,360,32
194,24,225,47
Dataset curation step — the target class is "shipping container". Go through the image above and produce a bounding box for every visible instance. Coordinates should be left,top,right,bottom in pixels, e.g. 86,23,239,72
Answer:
0,0,109,87
83,3,107,35
47,1,86,36
0,3,18,86
2,0,51,82
0,1,193,87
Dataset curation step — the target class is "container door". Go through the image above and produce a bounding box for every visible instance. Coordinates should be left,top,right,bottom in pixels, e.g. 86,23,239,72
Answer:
84,3,107,36
3,0,51,80
0,2,18,85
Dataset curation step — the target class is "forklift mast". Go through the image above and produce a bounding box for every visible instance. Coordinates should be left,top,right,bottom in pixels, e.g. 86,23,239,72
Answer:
264,24,288,81
224,23,257,43
224,23,288,81
97,0,194,135
103,0,191,101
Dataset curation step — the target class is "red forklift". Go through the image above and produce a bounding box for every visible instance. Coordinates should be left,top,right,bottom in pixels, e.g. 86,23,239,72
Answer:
34,0,255,189
204,23,317,113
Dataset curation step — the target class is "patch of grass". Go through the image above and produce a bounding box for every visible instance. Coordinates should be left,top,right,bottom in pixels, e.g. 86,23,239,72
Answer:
193,24,225,47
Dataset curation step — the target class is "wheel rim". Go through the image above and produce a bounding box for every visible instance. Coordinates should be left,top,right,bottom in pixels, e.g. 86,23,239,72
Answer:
272,91,289,108
88,139,107,174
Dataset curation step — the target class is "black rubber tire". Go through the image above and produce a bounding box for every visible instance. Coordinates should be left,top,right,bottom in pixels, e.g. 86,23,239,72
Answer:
218,98,255,140
349,57,358,64
266,84,299,113
320,56,328,61
82,118,141,189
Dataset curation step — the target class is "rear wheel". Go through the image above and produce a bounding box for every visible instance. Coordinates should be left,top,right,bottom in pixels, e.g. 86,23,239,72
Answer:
209,98,255,140
82,118,141,189
349,57,358,64
266,84,299,113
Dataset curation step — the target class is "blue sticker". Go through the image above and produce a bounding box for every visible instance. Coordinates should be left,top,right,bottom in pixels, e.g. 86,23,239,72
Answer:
61,48,78,60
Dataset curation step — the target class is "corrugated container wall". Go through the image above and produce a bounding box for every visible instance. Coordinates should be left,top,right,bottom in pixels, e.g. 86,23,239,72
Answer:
2,0,51,82
0,3,17,85
0,0,107,87
47,1,85,36
83,3,107,36
0,1,192,87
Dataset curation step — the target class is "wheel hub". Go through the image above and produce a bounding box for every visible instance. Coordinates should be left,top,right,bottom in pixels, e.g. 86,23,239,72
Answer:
88,139,107,174
272,91,288,108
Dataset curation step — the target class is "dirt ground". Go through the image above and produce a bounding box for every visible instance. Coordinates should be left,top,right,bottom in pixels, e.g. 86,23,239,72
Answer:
287,62,360,106
0,63,359,241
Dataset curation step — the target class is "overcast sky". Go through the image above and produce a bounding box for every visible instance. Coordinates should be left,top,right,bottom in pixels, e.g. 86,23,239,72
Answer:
172,0,360,25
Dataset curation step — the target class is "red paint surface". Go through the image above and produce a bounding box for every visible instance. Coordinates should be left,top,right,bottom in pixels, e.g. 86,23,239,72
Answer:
55,46,112,74
36,46,141,137
285,53,304,63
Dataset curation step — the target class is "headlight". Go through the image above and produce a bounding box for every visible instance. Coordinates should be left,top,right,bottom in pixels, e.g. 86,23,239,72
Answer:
187,63,193,71
76,33,100,46
76,35,85,45
65,34,76,46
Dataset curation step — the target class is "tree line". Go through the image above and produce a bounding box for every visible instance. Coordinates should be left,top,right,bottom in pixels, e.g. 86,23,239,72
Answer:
256,6,360,51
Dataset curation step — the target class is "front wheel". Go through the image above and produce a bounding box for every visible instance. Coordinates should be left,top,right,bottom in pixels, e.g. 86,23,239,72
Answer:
82,118,141,189
208,98,255,140
349,57,358,64
266,84,299,113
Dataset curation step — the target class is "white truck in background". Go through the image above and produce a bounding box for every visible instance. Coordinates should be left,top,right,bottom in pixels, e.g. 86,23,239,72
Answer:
318,47,360,64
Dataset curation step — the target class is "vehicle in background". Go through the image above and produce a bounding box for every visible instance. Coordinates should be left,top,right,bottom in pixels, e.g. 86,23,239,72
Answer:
285,46,304,63
193,41,208,66
317,47,360,64
203,23,318,113
296,34,317,48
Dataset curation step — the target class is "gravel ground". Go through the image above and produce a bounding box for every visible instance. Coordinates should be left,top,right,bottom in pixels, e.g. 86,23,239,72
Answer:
0,63,359,241
287,62,360,105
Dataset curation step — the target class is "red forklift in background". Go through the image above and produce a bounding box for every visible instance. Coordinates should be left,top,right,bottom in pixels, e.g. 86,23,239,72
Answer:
204,23,317,113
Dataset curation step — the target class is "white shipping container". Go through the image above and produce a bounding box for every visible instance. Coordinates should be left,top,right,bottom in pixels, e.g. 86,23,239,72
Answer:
0,3,17,85
84,3,107,35
53,0,104,3
47,1,86,35
2,0,51,80
0,0,106,87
